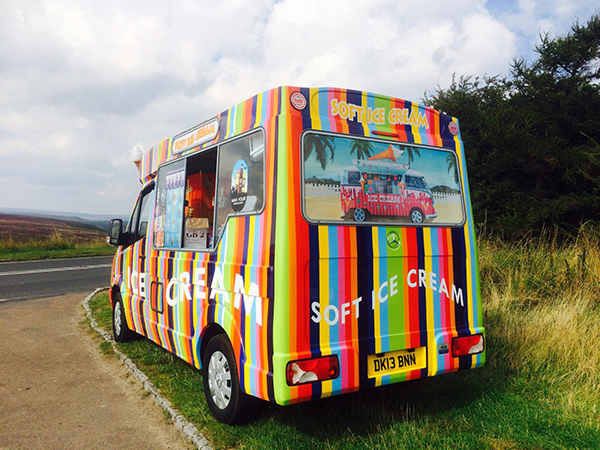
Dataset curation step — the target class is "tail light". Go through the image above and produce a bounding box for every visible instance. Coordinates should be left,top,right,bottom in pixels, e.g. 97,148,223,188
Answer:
286,355,339,386
451,334,485,357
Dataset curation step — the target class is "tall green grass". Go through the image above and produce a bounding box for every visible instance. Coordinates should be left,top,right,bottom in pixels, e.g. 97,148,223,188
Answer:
88,227,600,449
0,231,114,260
479,224,600,429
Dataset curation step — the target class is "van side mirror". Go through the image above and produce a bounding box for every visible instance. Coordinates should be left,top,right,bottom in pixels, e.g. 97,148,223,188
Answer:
108,219,124,246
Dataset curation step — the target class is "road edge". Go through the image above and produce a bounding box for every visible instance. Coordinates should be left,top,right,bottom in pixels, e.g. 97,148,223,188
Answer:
83,288,212,450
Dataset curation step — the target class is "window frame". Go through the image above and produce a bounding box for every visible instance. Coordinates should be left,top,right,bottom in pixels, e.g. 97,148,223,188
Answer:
213,129,266,245
300,130,467,227
152,127,266,253
124,182,155,247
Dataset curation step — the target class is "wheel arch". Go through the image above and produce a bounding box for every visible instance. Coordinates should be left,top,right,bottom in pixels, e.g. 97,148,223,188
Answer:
198,323,227,369
109,284,121,309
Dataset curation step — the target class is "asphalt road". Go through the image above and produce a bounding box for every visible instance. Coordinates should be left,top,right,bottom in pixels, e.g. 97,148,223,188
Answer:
0,256,113,302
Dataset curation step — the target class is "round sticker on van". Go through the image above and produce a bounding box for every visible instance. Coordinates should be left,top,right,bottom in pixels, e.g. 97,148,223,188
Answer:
448,122,459,136
231,159,248,212
290,92,307,110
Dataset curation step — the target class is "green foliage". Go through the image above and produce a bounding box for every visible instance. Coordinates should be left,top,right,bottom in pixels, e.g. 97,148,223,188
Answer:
424,14,600,237
88,291,114,331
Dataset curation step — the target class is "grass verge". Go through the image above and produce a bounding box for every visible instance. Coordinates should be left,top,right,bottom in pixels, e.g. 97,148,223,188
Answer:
0,234,115,261
88,228,600,449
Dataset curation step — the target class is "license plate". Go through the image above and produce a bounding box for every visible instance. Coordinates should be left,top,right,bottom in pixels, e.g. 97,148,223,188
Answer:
367,347,426,377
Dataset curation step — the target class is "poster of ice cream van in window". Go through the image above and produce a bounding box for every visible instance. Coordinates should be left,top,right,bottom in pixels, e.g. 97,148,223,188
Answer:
302,132,465,225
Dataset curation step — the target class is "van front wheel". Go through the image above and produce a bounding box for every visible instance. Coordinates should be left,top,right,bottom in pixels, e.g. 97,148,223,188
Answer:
112,293,135,343
203,334,249,424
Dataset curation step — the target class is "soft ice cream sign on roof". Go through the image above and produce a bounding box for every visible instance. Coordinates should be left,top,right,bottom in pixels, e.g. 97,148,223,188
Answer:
330,99,429,128
172,117,219,154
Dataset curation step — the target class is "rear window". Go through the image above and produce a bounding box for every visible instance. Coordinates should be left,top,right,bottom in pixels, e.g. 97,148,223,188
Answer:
302,132,465,226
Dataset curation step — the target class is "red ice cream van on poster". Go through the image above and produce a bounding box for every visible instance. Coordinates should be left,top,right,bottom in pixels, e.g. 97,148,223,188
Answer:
340,144,437,223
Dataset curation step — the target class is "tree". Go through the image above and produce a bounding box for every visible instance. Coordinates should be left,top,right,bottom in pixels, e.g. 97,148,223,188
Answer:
424,14,600,237
425,75,519,232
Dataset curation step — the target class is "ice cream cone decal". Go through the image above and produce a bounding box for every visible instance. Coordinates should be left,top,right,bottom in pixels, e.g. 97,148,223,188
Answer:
368,145,404,162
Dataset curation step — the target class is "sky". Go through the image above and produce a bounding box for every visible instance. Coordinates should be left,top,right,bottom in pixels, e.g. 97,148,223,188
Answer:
1,0,598,217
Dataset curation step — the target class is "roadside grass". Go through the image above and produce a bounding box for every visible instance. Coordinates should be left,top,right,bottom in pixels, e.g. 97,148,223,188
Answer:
0,233,114,261
88,226,600,449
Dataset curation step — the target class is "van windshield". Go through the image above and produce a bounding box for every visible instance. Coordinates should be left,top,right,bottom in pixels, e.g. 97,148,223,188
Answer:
302,132,465,225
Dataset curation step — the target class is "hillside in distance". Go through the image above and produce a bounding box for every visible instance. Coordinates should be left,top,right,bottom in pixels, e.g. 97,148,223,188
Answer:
0,207,129,233
0,214,107,243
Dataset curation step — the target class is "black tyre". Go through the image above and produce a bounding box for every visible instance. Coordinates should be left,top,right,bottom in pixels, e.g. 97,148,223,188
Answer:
410,208,424,224
112,293,136,343
202,334,250,424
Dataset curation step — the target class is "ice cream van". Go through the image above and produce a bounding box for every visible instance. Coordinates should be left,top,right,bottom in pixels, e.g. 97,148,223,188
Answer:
107,86,485,424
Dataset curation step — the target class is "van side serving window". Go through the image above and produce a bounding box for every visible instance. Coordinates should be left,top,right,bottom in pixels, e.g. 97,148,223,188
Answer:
302,131,465,226
153,129,265,251
214,132,265,240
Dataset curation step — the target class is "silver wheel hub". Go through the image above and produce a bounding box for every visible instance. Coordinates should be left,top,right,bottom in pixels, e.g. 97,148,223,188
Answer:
207,350,232,410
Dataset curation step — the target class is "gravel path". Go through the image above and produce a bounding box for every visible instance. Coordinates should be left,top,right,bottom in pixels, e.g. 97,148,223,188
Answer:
0,293,198,449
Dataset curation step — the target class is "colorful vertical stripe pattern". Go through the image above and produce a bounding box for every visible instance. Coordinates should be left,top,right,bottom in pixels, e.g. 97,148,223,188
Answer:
139,138,171,184
272,87,483,404
114,88,283,402
112,86,483,407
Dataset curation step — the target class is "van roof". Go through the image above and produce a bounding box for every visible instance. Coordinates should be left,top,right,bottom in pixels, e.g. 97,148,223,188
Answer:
136,86,460,185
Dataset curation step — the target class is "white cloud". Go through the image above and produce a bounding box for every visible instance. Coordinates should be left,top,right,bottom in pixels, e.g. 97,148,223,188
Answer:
0,0,597,215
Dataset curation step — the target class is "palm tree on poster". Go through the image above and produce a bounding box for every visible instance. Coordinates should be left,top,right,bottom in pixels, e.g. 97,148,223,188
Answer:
350,139,374,160
446,153,459,184
304,134,336,170
406,146,420,164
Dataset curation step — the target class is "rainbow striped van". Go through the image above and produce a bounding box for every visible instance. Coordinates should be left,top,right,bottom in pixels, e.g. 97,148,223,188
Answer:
107,86,485,424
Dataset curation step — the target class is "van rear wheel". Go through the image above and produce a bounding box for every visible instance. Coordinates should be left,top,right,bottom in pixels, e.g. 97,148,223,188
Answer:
202,334,250,424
